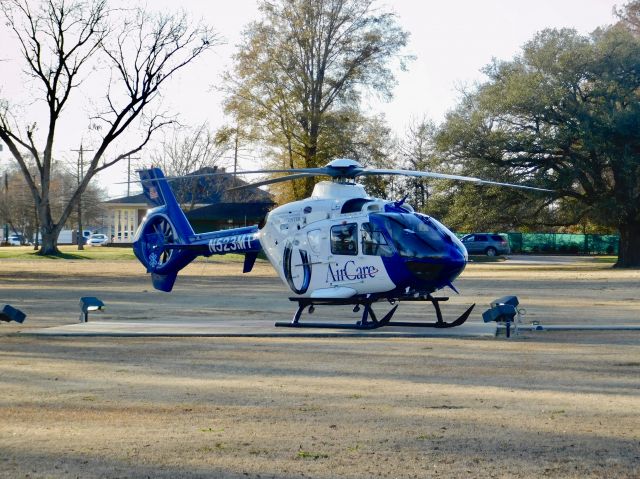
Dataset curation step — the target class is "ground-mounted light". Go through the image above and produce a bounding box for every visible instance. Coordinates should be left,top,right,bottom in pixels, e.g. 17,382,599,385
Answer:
79,296,105,322
0,304,26,323
482,295,520,337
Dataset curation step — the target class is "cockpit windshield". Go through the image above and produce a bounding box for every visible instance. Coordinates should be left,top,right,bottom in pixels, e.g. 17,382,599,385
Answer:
370,213,452,259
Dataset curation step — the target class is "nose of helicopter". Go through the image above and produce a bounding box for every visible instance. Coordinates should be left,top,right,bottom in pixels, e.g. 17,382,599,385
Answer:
438,239,467,282
403,238,467,285
373,212,468,290
417,216,467,286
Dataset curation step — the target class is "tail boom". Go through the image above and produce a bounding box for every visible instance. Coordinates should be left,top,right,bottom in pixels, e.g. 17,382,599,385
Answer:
133,168,263,292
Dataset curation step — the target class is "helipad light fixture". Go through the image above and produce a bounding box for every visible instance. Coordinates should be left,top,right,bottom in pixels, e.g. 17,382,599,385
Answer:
0,304,26,323
79,297,104,322
482,295,520,337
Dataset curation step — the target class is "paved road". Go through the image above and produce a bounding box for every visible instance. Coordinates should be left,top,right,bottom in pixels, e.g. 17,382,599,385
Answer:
503,254,601,265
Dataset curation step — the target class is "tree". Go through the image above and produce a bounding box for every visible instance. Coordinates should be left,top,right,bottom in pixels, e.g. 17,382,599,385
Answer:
0,163,105,243
437,26,640,267
337,113,398,199
0,0,217,254
397,117,439,211
0,168,34,242
224,0,410,198
615,0,640,34
148,123,230,211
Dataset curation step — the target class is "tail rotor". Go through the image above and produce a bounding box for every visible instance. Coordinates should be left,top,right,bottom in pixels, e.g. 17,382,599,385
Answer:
133,168,197,292
139,215,176,269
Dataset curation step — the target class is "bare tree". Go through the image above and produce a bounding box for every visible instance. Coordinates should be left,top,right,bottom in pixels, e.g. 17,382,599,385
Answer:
398,117,438,211
0,168,34,242
0,163,105,244
615,0,640,34
0,0,217,254
148,123,230,211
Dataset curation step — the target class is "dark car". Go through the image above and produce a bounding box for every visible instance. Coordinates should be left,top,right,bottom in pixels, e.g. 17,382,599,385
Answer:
460,233,510,256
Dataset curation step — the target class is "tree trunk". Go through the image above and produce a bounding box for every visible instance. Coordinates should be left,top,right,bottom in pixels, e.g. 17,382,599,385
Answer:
39,229,59,256
615,219,640,268
302,144,317,198
286,135,298,200
37,203,61,256
301,120,320,198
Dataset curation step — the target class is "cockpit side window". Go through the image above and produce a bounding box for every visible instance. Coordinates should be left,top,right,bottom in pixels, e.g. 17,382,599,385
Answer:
371,213,449,259
361,222,393,257
331,223,358,255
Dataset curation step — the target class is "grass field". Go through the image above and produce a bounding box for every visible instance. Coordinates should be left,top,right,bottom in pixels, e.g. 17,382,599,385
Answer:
0,245,137,260
0,245,619,265
0,256,638,478
0,245,247,262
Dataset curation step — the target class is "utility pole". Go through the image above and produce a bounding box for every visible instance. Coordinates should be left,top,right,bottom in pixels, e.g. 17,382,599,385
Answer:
2,170,8,245
125,154,141,197
32,173,39,250
71,144,93,250
231,123,240,202
1,144,7,245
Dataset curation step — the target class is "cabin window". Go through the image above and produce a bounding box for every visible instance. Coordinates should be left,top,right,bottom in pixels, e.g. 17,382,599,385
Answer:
341,198,372,214
330,223,357,255
361,222,393,257
307,229,322,254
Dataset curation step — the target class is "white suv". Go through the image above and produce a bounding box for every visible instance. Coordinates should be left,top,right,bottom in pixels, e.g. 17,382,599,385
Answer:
87,234,109,246
7,234,24,246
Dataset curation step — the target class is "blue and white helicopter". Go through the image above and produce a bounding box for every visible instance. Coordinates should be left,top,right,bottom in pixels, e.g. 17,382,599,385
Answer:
132,159,549,329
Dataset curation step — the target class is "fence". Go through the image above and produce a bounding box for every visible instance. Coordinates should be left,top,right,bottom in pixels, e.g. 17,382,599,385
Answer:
504,233,619,255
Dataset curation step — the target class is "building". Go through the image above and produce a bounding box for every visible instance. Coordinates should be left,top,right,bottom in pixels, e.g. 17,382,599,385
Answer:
103,167,274,243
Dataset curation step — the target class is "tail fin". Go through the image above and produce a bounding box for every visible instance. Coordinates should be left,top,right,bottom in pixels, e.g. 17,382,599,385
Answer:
139,168,194,240
133,168,197,292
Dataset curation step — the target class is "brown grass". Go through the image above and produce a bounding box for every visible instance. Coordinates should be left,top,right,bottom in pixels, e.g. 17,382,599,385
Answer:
0,258,638,478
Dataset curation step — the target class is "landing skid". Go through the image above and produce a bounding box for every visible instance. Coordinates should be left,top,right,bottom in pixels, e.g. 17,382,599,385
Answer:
274,295,475,330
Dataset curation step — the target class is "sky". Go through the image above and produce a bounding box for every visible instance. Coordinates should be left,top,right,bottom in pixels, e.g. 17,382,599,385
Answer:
0,0,622,197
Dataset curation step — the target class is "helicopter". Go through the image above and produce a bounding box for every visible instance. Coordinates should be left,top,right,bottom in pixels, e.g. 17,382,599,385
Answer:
132,158,550,330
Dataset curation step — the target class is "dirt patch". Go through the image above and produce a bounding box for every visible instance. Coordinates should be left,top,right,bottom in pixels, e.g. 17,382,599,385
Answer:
0,258,639,478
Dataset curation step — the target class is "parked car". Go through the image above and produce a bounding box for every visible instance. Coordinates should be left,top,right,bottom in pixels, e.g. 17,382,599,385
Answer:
461,233,510,256
7,234,28,246
87,233,109,246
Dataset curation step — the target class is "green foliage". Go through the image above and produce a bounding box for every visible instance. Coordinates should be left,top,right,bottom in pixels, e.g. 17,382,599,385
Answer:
224,0,409,199
0,245,136,260
436,25,640,266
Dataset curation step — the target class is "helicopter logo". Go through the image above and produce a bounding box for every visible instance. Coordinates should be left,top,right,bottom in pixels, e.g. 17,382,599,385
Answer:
132,158,550,330
326,261,379,282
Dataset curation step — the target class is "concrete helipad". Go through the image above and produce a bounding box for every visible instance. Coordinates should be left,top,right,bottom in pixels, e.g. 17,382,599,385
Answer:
21,318,497,338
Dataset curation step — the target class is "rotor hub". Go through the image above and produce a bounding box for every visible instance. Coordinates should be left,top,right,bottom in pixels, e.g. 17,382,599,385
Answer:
325,158,363,169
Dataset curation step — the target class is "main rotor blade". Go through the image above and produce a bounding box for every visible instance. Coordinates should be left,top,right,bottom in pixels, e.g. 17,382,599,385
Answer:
115,167,329,184
115,160,552,194
228,172,320,190
358,169,553,193
159,168,325,180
